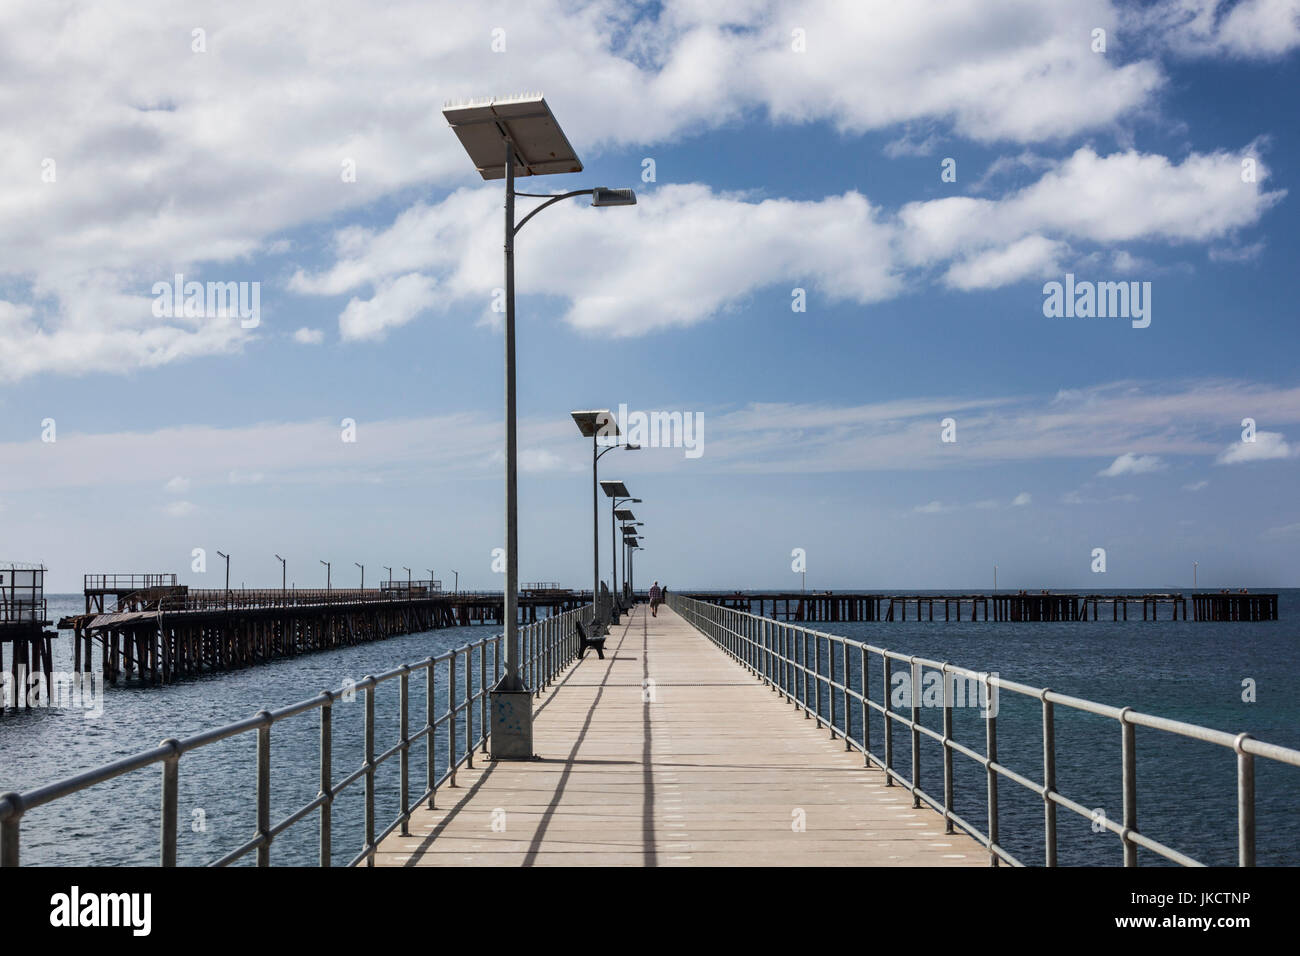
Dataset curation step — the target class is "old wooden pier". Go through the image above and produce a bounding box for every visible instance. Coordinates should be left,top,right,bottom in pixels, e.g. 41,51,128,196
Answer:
59,574,590,688
685,591,1279,623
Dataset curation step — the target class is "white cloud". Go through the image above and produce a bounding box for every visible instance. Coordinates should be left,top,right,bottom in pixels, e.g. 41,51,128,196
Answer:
338,273,436,341
1183,479,1209,490
1012,492,1032,506
900,147,1284,266
297,186,901,338
943,236,1066,291
164,500,196,517
1216,430,1295,463
294,146,1281,340
164,476,190,494
292,327,325,345
4,0,1281,378
913,500,949,514
1098,453,1166,476
1140,0,1300,58
2,380,1300,489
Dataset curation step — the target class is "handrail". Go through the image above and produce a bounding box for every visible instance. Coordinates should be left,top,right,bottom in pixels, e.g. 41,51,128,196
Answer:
84,573,178,590
668,593,1300,867
0,604,593,867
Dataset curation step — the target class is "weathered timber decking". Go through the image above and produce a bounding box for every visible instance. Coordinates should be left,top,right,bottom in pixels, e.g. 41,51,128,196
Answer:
375,604,982,866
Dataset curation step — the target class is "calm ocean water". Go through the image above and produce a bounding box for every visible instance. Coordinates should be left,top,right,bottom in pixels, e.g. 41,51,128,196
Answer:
2,589,1297,866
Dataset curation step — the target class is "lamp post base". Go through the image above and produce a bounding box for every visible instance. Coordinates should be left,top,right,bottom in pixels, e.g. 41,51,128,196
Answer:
489,686,534,760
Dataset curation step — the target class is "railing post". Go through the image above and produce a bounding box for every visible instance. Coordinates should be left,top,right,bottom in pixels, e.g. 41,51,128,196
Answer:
364,678,376,866
942,665,953,833
778,624,788,701
1236,733,1255,866
986,677,999,866
1042,693,1056,866
464,648,474,767
256,711,271,867
1120,708,1137,866
826,635,837,739
480,642,489,754
425,657,436,809
0,793,21,866
160,738,179,866
860,646,870,765
841,642,850,750
799,630,808,716
883,654,894,785
320,694,333,865
448,653,458,786
399,669,410,836
910,658,921,808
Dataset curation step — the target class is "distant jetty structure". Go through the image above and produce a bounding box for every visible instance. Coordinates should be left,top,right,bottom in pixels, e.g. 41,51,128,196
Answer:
0,564,56,712
681,590,1279,623
58,573,588,687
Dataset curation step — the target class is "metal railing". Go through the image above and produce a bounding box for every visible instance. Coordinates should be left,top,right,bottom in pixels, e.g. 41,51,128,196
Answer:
85,573,177,591
155,587,440,612
2,566,47,626
0,605,592,867
669,594,1300,867
0,599,47,626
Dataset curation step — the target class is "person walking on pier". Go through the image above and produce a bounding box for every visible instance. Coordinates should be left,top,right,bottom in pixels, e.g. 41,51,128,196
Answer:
649,581,662,616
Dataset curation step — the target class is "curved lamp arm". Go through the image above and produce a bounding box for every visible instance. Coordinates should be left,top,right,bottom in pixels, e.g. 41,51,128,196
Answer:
513,189,594,235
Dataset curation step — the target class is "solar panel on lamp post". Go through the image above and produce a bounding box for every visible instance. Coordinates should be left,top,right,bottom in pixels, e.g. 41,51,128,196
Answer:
444,94,636,759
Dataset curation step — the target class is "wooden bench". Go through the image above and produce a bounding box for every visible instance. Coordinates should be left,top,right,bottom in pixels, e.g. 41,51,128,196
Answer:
575,619,606,660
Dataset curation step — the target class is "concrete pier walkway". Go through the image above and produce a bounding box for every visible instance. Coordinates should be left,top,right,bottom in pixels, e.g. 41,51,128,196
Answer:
375,605,982,866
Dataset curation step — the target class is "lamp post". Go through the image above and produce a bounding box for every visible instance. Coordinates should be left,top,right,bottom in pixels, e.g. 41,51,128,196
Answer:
355,562,365,591
217,551,230,608
445,94,636,759
617,514,641,597
621,527,642,595
613,508,641,596
627,541,643,597
428,569,436,592
601,480,641,597
1194,561,1198,590
320,560,331,596
575,413,638,626
274,554,285,593
403,567,411,594
383,566,392,593
452,570,459,594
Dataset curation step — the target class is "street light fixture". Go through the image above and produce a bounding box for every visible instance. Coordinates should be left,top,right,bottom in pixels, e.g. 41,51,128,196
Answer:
620,517,643,596
601,480,641,597
452,570,459,594
355,562,364,590
216,551,230,608
627,542,644,597
575,411,639,625
445,94,637,759
403,567,411,593
274,554,286,592
320,560,331,594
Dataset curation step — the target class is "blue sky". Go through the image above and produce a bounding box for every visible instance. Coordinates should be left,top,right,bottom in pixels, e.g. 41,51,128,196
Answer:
2,0,1299,591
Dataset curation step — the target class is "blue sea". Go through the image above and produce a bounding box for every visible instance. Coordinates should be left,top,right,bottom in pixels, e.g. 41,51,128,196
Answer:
1,589,1297,867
